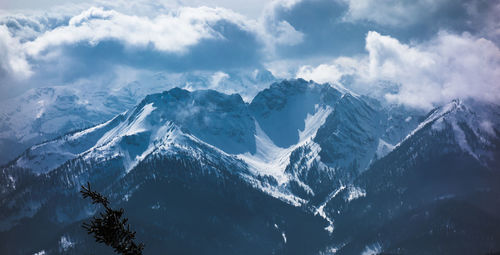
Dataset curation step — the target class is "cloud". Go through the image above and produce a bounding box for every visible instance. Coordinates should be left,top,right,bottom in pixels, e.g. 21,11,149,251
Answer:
296,57,358,84
366,31,500,108
256,0,305,55
267,0,499,58
0,0,313,97
2,0,500,106
210,71,230,88
4,1,304,60
296,31,500,109
0,4,271,98
0,14,53,41
0,25,32,80
262,19,304,47
263,0,474,60
24,6,255,56
339,0,500,46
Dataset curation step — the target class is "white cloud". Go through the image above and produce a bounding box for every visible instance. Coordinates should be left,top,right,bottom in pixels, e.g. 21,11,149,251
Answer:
210,71,229,88
297,64,343,84
9,0,304,59
4,2,303,72
0,1,309,98
266,20,303,46
296,31,500,109
0,25,32,79
257,0,304,53
367,31,500,108
5,0,497,111
0,14,50,41
24,6,255,56
296,57,359,84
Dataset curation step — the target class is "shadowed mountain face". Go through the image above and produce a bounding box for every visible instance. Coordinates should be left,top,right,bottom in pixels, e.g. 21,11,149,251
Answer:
132,88,257,155
1,80,499,254
250,80,343,148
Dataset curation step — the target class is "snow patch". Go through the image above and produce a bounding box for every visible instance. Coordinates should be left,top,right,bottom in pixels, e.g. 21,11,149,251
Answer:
376,139,394,158
8,175,16,189
298,105,333,142
151,202,161,210
273,223,287,243
315,184,346,233
362,242,382,255
243,174,306,206
345,186,366,202
59,235,74,251
123,193,130,201
69,116,119,141
451,121,478,160
238,105,332,186
97,103,156,147
36,100,46,119
320,246,340,254
281,232,287,243
238,121,291,184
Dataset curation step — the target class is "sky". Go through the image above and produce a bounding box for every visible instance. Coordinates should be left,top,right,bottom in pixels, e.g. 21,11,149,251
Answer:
0,0,499,109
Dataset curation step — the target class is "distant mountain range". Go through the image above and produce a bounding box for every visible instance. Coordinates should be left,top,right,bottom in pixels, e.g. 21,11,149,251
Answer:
0,69,276,165
1,79,499,254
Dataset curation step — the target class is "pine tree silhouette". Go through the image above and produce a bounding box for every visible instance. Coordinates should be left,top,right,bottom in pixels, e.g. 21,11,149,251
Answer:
80,182,145,255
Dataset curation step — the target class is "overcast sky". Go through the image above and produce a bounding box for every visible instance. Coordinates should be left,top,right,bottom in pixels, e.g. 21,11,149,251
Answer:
1,0,499,109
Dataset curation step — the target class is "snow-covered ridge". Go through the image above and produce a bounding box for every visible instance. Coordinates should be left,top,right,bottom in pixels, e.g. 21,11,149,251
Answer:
7,79,496,213
13,114,126,174
396,99,463,147
3,75,500,255
9,87,254,173
0,69,276,165
3,80,352,207
393,99,499,163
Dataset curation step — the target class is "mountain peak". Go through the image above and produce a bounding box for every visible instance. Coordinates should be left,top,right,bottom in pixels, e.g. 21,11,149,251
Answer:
393,98,499,168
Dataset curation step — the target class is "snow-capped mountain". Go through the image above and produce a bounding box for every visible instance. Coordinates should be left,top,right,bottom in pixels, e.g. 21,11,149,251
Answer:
0,86,129,166
0,69,276,165
0,79,498,254
317,99,500,254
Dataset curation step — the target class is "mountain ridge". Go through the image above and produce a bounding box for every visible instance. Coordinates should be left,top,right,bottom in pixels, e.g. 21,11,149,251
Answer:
1,79,499,254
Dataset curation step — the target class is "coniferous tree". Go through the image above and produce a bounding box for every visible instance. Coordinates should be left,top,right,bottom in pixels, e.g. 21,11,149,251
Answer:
80,182,145,255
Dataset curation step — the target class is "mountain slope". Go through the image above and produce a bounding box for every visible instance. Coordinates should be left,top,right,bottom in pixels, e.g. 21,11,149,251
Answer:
319,100,500,254
0,87,329,254
0,69,277,165
1,80,498,254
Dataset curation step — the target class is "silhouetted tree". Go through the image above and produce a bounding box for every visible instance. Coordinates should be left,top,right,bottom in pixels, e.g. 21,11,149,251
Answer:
80,182,145,255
